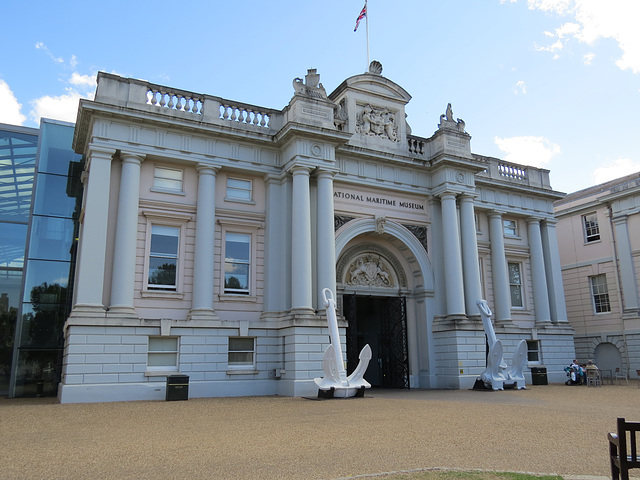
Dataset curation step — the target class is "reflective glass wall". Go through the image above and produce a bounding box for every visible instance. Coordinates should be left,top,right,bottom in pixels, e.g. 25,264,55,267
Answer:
11,119,83,397
0,124,38,396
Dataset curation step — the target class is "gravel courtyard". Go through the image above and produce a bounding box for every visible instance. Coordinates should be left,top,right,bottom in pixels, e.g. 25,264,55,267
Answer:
1,383,639,479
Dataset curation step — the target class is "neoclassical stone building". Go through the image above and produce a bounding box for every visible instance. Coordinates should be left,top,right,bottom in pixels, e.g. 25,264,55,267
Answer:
555,172,640,380
60,63,573,402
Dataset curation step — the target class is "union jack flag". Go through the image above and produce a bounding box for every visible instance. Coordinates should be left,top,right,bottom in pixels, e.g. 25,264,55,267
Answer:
354,3,366,32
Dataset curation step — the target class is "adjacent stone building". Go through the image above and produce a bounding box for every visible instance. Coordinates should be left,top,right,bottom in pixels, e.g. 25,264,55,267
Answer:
59,63,573,402
555,172,640,381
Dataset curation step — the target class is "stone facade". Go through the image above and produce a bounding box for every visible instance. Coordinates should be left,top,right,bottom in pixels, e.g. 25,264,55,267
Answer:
59,64,574,403
555,173,640,381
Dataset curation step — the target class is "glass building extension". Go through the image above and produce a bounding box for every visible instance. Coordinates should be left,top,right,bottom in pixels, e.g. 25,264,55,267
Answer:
0,119,82,398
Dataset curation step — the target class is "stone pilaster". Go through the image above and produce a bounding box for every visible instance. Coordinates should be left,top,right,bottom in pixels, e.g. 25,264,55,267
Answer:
459,194,482,317
527,218,552,325
541,219,568,322
440,192,465,318
488,211,511,323
316,170,337,306
291,166,313,314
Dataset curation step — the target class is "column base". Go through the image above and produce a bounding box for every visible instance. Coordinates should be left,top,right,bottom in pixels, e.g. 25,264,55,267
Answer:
106,306,139,319
69,304,106,318
187,309,219,321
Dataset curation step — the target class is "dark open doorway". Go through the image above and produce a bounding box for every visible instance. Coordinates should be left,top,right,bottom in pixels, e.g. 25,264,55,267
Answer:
343,294,409,389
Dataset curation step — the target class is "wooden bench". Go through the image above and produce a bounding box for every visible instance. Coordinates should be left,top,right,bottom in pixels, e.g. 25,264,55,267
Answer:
608,417,640,480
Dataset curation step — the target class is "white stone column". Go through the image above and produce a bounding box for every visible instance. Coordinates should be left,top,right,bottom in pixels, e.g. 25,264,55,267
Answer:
488,212,511,322
527,218,551,324
459,194,482,316
189,164,219,320
612,215,639,311
440,192,465,317
316,170,336,306
109,152,144,316
291,166,313,313
541,219,568,322
71,147,115,315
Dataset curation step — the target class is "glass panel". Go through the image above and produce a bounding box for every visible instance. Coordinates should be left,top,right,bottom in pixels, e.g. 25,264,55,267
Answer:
228,352,253,365
32,173,76,218
510,285,523,307
149,337,178,352
0,269,22,396
508,263,521,284
38,122,81,175
229,337,254,351
225,233,250,262
148,352,177,367
0,222,27,268
0,128,37,221
150,226,179,256
28,216,74,261
19,302,66,350
22,260,71,304
13,348,61,397
154,167,183,191
148,258,177,287
227,178,252,200
225,264,249,291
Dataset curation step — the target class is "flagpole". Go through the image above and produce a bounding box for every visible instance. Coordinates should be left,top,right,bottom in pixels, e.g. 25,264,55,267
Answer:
365,0,370,68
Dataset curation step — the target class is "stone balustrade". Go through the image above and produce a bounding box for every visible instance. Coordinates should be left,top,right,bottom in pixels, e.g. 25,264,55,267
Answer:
218,101,271,129
474,154,552,190
146,86,203,115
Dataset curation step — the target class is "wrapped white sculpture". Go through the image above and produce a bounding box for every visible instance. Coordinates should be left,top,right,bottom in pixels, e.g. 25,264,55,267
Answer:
314,288,372,398
476,299,527,390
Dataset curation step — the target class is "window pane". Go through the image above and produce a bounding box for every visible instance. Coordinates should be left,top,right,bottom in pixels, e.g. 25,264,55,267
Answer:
38,122,82,175
23,260,70,303
228,352,253,365
149,337,178,352
148,258,177,287
227,178,252,200
225,264,249,290
154,167,183,191
225,233,250,262
148,352,177,367
0,222,27,268
150,226,179,256
28,216,74,261
229,337,254,351
32,173,77,218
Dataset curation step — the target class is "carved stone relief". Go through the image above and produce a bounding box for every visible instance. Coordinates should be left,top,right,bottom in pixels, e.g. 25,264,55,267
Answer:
356,104,398,141
292,68,327,99
402,224,428,253
438,103,466,133
334,215,355,231
346,254,395,288
337,244,407,289
334,98,348,131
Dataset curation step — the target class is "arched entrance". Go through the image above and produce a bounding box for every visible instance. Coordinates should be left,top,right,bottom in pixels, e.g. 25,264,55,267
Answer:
335,217,435,389
343,294,409,388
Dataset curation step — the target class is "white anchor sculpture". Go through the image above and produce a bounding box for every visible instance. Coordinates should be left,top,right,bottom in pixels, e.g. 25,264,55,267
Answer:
314,288,372,398
476,299,527,390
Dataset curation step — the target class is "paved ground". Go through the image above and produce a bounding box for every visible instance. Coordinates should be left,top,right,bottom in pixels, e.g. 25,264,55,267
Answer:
1,383,639,479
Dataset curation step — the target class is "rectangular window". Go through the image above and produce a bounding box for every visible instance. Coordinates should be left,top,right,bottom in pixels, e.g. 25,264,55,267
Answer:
526,340,540,363
148,225,179,290
503,219,517,236
154,166,183,192
590,274,611,313
228,337,255,367
224,232,250,295
508,262,523,307
583,213,600,243
226,178,252,201
148,336,178,371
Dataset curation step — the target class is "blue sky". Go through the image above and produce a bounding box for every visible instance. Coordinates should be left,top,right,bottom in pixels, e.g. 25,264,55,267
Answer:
1,0,639,194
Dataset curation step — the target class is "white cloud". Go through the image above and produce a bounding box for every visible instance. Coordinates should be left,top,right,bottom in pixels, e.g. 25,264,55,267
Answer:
524,0,640,73
583,52,595,65
494,135,561,168
35,42,64,63
29,89,89,124
592,158,640,184
69,72,96,88
0,80,27,125
514,80,527,94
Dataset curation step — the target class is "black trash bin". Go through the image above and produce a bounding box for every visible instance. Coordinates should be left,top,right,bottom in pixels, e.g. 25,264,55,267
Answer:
166,375,189,401
530,367,548,385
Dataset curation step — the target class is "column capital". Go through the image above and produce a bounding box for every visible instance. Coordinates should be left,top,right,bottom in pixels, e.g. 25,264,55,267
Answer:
438,191,458,201
612,214,629,226
195,163,220,175
487,210,505,220
526,217,543,226
458,192,478,202
542,218,558,227
290,165,312,176
315,168,338,180
119,151,145,166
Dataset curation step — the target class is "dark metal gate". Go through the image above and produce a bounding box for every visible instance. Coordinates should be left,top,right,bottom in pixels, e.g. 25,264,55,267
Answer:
343,294,409,389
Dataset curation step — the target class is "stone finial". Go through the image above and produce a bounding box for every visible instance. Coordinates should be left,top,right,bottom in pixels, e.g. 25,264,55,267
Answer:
292,68,327,99
368,60,383,75
438,103,466,133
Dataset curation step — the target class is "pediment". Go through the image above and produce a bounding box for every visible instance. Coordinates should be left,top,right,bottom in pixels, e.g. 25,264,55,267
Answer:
329,73,411,105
